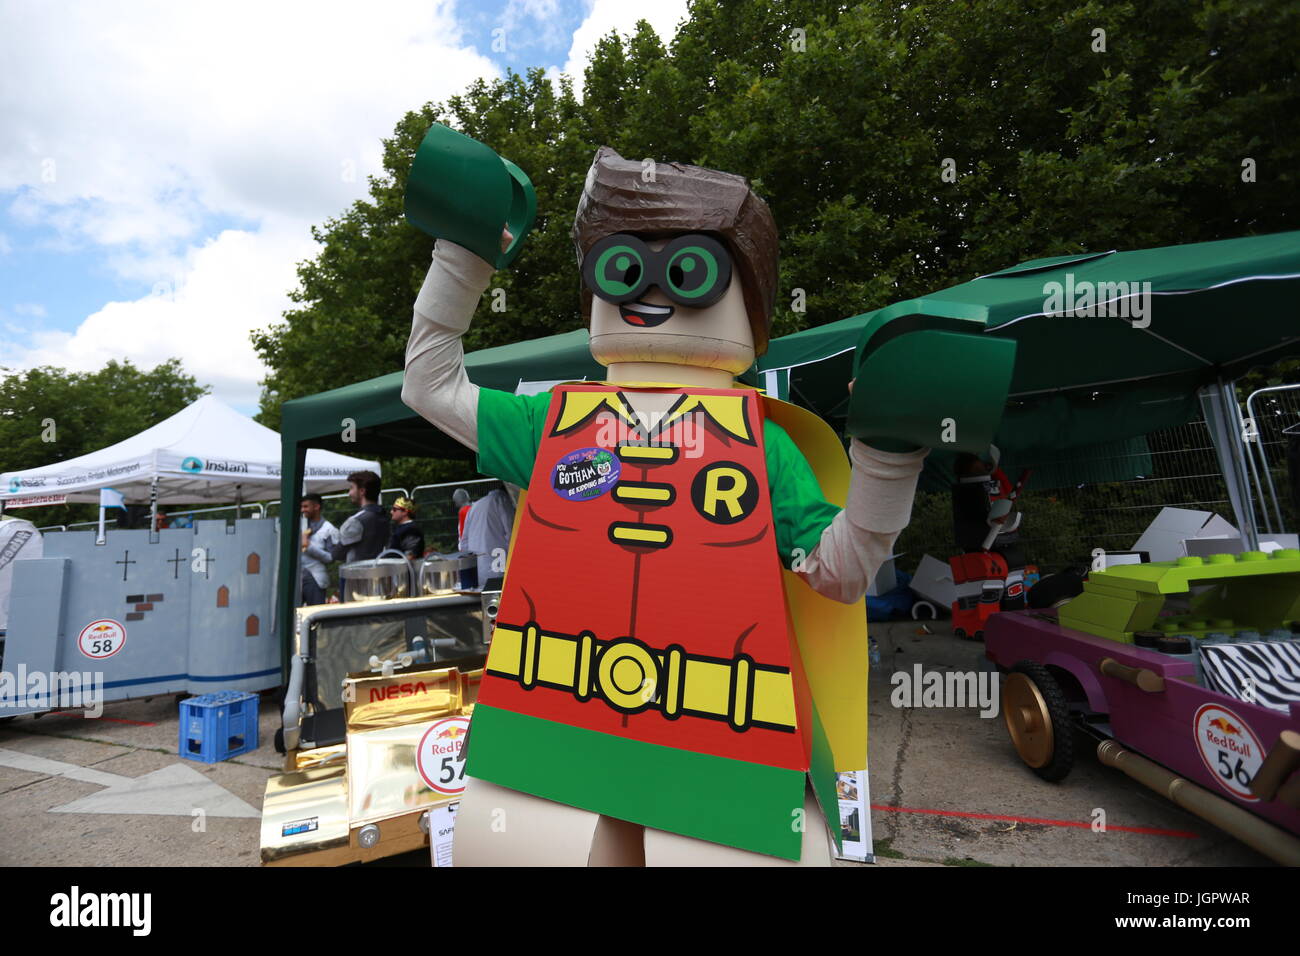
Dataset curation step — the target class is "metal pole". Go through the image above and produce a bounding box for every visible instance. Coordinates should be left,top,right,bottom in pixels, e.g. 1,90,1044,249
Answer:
1246,384,1300,534
148,476,159,538
1241,411,1271,535
1218,379,1260,550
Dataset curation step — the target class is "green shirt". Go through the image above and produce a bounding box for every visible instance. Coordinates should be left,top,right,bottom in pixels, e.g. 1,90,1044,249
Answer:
476,387,841,569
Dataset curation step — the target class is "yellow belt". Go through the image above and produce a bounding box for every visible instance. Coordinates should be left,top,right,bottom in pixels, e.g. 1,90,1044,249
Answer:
486,623,797,733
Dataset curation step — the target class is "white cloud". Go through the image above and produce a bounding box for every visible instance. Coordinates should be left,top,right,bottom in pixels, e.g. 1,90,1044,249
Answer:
12,303,45,317
0,0,695,410
501,0,569,52
0,224,315,408
0,233,11,255
0,0,504,404
560,0,690,87
1,1,500,249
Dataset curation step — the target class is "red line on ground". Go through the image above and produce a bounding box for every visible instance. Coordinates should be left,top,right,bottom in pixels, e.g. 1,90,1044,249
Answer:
84,716,157,726
870,803,1199,838
48,710,157,727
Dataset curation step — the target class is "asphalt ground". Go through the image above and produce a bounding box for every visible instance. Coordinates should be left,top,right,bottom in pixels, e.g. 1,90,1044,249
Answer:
0,618,1276,867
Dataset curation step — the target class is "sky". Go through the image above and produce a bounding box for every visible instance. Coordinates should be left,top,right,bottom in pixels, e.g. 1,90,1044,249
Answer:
0,0,690,414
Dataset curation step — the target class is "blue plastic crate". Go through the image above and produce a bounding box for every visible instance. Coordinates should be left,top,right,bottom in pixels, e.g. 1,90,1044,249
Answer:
178,690,259,763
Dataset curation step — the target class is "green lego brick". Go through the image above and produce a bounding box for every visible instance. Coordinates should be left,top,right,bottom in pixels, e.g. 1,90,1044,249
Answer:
1058,589,1164,640
1057,550,1300,643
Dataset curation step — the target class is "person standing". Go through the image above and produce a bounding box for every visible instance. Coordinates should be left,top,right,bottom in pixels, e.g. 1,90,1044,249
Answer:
453,487,472,549
461,486,516,588
329,470,390,564
388,496,425,560
299,493,339,606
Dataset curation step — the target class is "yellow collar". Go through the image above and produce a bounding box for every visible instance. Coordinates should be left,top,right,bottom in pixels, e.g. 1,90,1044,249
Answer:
550,387,755,443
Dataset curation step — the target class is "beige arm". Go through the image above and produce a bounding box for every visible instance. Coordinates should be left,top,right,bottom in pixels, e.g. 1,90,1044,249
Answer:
400,241,495,452
797,440,928,604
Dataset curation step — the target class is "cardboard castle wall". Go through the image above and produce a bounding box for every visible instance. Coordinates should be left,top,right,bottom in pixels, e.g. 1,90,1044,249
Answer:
2,519,280,715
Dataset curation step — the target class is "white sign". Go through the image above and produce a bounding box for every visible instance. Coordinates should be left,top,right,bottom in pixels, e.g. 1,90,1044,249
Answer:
416,716,470,795
77,619,127,660
1193,703,1264,801
430,802,458,867
834,769,874,863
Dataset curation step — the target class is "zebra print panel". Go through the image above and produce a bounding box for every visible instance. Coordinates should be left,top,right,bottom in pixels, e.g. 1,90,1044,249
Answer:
1199,641,1300,713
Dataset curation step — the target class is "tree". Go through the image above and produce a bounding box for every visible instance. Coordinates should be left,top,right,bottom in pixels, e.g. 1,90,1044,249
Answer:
252,68,591,431
255,0,1300,438
0,358,207,526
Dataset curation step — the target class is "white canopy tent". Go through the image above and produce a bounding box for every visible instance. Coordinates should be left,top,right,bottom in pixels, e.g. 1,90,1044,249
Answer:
1,395,380,508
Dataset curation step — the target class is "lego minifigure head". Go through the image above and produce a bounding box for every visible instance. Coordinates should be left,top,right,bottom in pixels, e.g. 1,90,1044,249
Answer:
573,148,778,377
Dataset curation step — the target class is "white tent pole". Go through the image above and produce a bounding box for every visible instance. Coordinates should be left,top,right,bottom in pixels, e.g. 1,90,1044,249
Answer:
96,505,106,545
1222,378,1261,550
1203,378,1262,550
148,475,159,538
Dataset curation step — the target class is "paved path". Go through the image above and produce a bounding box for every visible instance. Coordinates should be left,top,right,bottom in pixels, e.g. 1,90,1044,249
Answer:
0,623,1277,867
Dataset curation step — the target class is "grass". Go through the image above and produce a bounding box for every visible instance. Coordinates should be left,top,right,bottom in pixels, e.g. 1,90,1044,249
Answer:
871,836,906,859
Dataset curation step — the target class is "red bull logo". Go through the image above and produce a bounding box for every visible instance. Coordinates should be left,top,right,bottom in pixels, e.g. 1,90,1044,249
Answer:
1208,717,1240,736
435,725,466,740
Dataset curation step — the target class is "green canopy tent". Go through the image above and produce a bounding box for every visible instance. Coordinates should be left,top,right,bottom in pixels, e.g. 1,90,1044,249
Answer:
274,230,1300,672
758,230,1300,506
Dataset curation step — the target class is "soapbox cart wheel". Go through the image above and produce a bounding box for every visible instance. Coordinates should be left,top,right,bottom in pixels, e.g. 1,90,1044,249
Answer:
1002,660,1074,782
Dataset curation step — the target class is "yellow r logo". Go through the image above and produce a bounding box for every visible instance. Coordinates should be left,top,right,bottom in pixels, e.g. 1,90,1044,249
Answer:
704,467,747,518
691,461,758,524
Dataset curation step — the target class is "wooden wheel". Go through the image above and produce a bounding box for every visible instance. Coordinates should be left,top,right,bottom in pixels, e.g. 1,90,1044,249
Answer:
1002,661,1074,781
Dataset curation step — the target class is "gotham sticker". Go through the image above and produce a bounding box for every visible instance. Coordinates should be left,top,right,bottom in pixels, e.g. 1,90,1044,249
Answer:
551,447,620,501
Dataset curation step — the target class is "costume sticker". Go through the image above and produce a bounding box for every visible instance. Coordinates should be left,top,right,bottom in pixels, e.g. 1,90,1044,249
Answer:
551,447,620,502
417,716,471,795
1193,703,1264,801
77,619,126,660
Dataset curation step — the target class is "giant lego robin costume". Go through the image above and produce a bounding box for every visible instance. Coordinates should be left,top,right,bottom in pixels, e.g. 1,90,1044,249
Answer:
401,138,1010,865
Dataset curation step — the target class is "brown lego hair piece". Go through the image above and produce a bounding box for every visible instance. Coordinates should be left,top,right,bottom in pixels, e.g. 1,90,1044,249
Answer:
571,146,779,355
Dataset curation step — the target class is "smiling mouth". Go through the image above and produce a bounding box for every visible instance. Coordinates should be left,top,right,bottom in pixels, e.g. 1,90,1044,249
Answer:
619,300,675,327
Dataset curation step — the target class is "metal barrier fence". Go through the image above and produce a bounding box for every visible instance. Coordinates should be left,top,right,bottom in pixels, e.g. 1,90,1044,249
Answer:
1245,383,1300,537
895,419,1241,576
266,484,508,557
409,478,504,554
40,501,265,533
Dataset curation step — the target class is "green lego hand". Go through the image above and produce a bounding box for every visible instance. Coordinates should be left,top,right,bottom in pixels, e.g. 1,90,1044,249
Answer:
846,379,921,452
404,123,537,269
846,314,1016,454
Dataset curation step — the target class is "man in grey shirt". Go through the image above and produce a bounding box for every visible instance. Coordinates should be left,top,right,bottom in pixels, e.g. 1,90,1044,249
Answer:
329,470,390,564
461,486,516,589
299,493,339,606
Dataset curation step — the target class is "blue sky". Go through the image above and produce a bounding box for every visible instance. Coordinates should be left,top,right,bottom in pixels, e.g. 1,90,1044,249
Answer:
0,0,688,414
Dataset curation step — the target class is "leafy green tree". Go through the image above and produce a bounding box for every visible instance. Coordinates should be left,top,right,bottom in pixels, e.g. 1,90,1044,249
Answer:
0,359,207,526
255,0,1300,472
252,69,590,431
